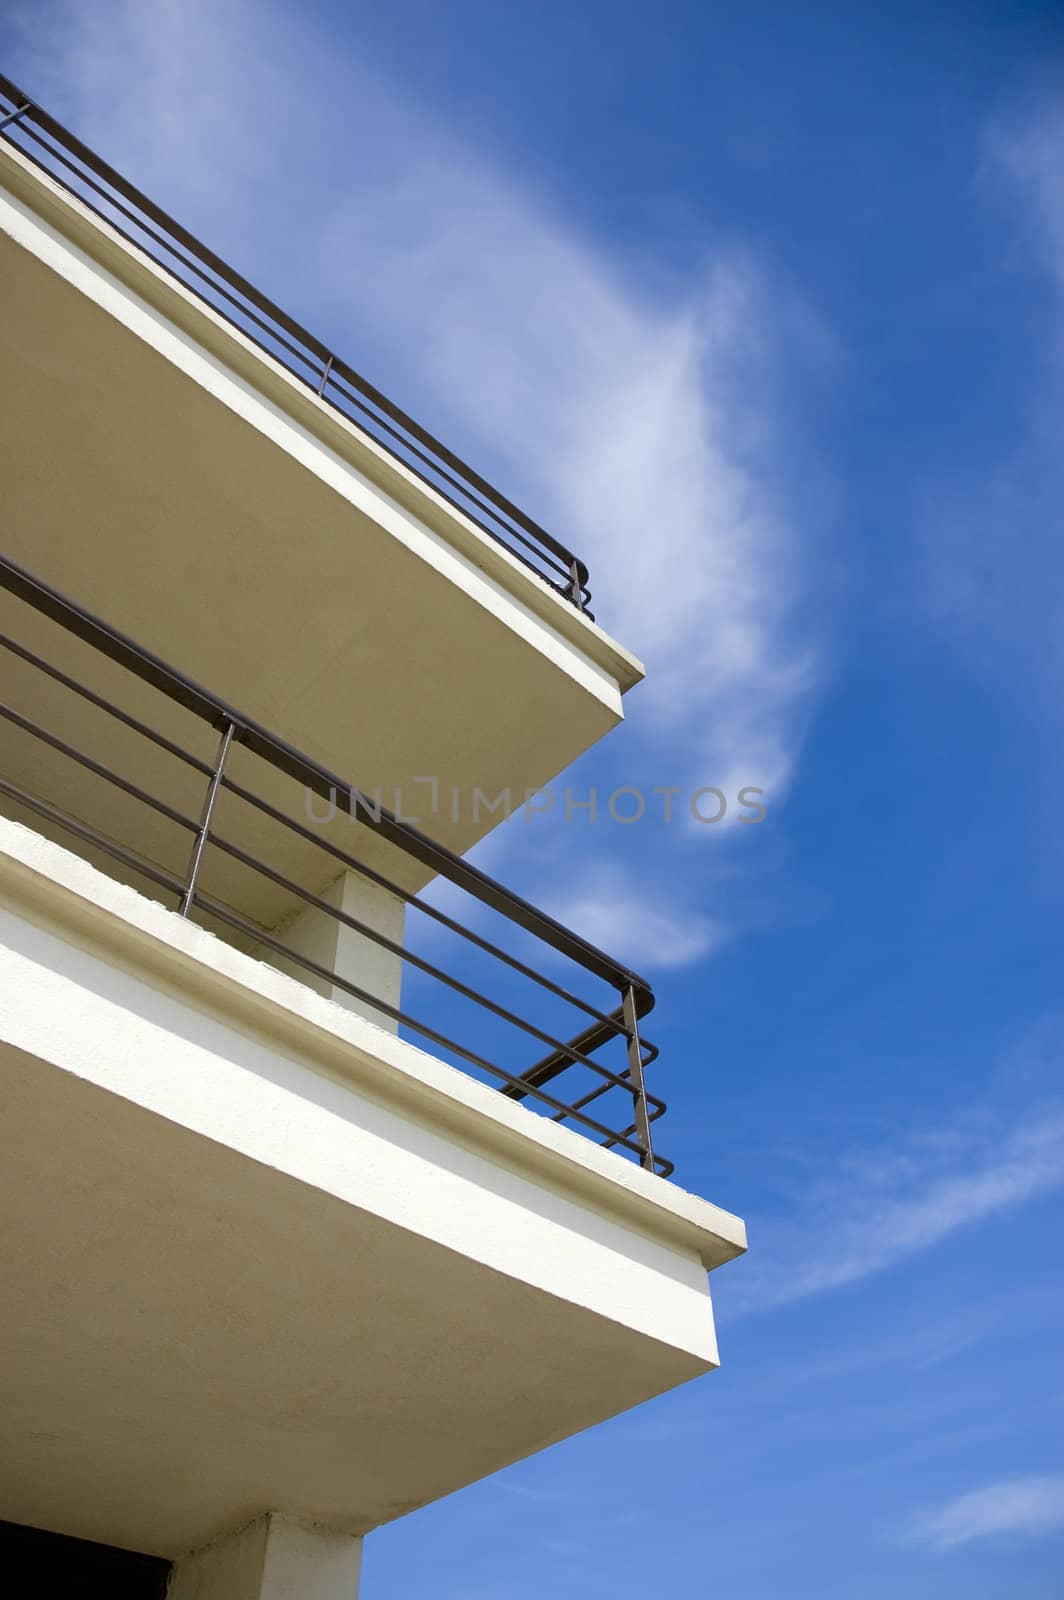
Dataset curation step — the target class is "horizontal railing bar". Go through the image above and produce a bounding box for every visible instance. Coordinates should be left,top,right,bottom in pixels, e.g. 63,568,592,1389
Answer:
0,629,216,780
203,826,648,1090
0,126,577,602
0,76,331,373
0,753,655,1156
505,1008,627,1100
326,383,575,588
188,890,653,1162
7,113,582,603
0,551,653,1006
545,1077,671,1174
11,119,321,383
0,772,187,904
546,1082,671,1177
604,1104,665,1140
323,369,575,589
552,1070,666,1126
0,553,236,726
4,112,578,601
542,1050,666,1122
0,614,670,1169
601,1110,668,1156
0,618,633,1038
565,1078,666,1125
0,699,202,840
0,98,31,132
1,761,662,1167
0,73,590,603
504,1005,664,1112
217,772,632,1033
0,682,654,1103
505,1011,665,1113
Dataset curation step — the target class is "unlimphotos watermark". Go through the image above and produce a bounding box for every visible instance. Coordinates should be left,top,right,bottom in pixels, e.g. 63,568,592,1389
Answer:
303,780,767,828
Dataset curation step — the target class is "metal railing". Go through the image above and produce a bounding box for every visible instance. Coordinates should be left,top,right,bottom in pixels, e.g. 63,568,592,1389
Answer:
0,551,669,1175
0,73,593,615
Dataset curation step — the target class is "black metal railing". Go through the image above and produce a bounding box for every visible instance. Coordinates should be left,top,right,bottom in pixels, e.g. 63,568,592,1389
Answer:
0,73,592,615
0,551,669,1175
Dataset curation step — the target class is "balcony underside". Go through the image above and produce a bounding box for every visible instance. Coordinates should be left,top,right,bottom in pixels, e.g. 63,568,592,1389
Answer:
0,151,643,899
0,1041,708,1558
0,821,745,1560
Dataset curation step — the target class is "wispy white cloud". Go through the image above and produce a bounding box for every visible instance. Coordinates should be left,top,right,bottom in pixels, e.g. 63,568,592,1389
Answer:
543,862,724,971
322,184,822,803
722,1106,1064,1318
905,1474,1064,1552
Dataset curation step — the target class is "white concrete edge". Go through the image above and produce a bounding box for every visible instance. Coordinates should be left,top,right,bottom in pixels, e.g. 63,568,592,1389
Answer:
0,818,747,1271
0,144,645,701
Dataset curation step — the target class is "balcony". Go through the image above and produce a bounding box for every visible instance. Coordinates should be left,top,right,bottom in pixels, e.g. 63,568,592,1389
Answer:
0,73,591,612
0,548,668,1174
0,73,746,1574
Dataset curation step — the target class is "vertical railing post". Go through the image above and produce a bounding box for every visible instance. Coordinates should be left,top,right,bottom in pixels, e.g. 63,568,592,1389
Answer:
621,983,655,1173
179,718,235,916
568,558,585,611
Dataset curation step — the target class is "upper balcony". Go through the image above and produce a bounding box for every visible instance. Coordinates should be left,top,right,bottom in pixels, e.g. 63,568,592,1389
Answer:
0,73,644,882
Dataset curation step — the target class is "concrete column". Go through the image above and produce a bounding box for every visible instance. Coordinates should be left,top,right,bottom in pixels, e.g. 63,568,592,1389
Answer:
167,1513,362,1600
265,869,405,1032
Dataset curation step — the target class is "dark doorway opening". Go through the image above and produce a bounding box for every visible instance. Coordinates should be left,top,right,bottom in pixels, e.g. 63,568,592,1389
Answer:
0,1519,171,1596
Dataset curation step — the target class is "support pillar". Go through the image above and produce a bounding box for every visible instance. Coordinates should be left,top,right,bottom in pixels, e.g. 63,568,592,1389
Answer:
263,869,405,1032
167,1513,363,1600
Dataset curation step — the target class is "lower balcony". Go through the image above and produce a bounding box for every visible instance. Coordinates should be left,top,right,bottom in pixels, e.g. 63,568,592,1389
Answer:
0,549,746,1560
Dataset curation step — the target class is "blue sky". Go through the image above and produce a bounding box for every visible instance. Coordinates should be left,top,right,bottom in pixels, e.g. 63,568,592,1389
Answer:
5,1,1064,1594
